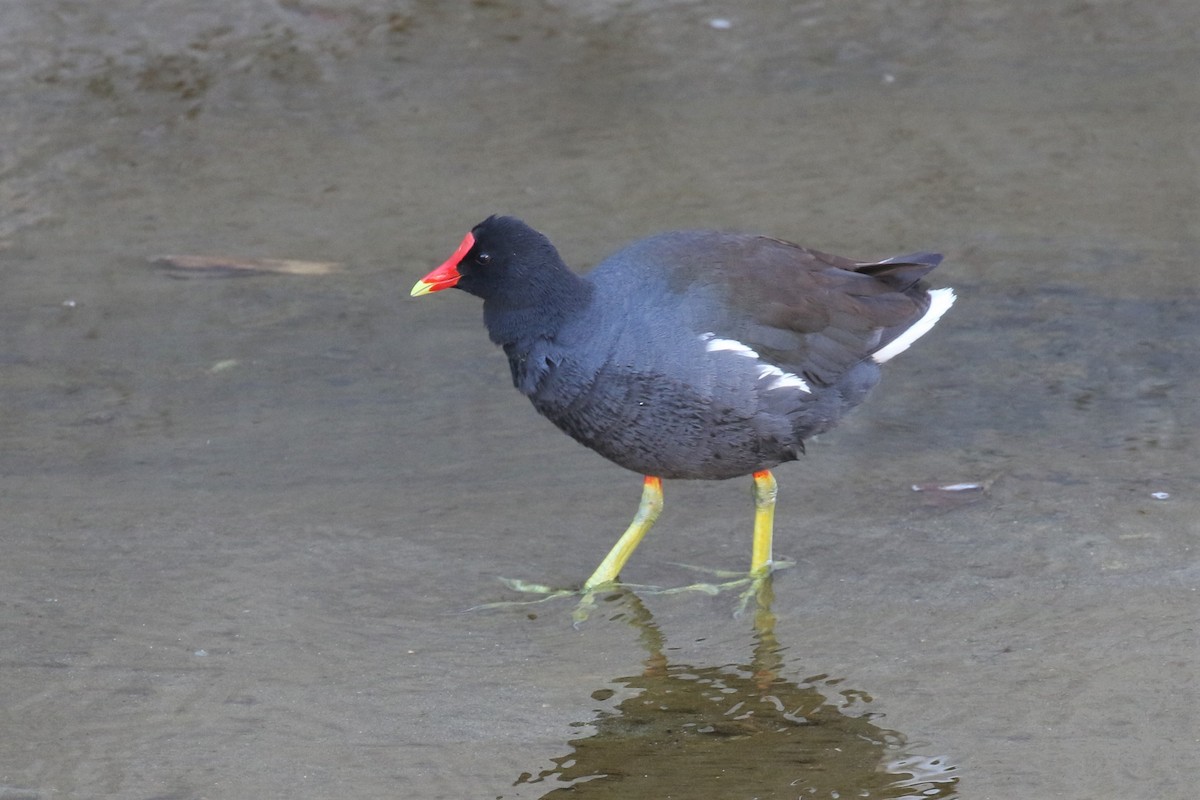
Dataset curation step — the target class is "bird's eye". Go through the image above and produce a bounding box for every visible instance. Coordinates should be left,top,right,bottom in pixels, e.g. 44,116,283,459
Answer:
475,252,492,266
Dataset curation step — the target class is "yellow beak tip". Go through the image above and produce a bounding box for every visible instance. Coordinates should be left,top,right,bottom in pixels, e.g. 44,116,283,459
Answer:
410,280,434,297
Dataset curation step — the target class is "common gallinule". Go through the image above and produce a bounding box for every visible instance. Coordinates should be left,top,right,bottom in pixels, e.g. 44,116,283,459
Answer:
412,216,954,591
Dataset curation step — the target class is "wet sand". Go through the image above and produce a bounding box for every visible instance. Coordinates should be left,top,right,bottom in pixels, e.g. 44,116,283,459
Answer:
1,2,1197,798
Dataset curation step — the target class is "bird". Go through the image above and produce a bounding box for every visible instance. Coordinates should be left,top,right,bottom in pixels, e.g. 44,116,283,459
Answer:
411,215,954,592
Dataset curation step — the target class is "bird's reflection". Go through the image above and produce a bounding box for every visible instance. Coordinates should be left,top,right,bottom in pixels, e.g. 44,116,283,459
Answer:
514,579,958,799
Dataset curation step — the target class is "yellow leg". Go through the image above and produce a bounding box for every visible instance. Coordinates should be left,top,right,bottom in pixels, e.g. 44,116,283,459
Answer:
582,476,664,591
750,470,777,575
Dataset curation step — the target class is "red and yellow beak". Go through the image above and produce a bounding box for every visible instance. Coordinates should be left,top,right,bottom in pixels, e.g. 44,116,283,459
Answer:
411,232,475,297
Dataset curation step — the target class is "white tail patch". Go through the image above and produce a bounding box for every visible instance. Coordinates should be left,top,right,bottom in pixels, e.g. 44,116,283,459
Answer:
871,288,956,364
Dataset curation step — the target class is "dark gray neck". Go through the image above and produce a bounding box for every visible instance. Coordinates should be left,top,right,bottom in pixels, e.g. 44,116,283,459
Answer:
482,271,593,350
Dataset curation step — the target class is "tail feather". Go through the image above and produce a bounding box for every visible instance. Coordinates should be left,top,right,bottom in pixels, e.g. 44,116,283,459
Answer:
871,287,956,364
855,252,944,291
874,251,943,267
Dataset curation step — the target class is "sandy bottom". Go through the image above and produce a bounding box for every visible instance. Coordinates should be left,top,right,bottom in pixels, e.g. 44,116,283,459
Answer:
2,2,1196,798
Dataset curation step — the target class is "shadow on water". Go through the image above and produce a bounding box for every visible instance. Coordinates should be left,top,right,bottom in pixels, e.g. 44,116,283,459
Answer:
509,580,958,799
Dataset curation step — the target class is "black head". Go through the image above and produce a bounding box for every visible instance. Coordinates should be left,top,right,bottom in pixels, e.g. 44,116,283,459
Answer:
412,215,568,305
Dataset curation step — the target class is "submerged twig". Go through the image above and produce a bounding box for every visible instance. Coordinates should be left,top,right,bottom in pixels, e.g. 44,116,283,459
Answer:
150,254,342,277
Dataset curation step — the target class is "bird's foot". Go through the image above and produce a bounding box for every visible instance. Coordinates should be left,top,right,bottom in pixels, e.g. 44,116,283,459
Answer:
469,561,792,622
466,577,578,611
665,560,795,616
466,578,638,625
666,558,795,583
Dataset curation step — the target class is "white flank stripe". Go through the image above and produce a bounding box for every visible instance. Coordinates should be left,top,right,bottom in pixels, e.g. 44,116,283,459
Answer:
757,364,812,394
872,287,956,364
700,333,812,394
700,333,759,358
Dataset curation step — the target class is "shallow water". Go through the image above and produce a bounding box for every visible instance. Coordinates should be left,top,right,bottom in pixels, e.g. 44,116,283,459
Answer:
2,2,1197,798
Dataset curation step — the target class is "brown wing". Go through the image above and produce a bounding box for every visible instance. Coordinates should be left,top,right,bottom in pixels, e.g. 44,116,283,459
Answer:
666,234,942,388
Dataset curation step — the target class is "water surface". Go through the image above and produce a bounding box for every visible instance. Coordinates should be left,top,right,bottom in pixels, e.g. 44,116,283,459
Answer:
2,2,1197,798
